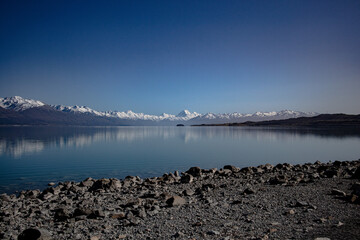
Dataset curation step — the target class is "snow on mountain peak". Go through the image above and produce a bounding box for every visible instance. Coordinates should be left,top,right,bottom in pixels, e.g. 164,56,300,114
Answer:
0,96,45,111
176,110,201,119
0,96,319,124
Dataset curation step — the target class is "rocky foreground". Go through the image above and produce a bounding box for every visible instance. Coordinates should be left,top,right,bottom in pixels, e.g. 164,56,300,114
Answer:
1,160,360,240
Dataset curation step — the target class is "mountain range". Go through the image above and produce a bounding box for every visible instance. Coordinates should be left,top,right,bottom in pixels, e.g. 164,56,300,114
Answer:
0,96,318,126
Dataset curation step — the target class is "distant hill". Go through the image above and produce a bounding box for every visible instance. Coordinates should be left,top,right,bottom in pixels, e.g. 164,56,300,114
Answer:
193,114,360,127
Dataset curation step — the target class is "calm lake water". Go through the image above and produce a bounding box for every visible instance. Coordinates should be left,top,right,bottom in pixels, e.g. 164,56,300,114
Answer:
0,126,360,194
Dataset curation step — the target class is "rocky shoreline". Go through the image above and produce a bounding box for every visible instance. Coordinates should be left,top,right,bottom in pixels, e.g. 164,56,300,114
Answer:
1,160,360,240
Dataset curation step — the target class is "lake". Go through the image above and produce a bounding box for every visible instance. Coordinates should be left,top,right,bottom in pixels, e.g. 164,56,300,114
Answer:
0,126,360,194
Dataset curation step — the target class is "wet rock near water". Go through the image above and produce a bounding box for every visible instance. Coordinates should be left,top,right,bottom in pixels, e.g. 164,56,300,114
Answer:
1,160,360,239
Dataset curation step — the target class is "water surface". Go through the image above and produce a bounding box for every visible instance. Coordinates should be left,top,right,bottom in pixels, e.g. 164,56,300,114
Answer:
0,126,359,194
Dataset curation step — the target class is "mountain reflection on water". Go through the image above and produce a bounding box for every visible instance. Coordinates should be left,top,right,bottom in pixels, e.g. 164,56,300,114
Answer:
1,126,360,158
1,126,360,194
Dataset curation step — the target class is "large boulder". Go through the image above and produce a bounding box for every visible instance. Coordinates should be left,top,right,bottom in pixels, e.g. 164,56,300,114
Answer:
186,167,202,177
166,196,186,207
181,174,194,183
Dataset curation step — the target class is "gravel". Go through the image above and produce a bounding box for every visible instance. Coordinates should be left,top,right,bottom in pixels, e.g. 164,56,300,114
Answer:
1,160,360,240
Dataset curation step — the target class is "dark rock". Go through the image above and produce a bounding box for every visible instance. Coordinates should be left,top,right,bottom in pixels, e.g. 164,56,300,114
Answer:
269,176,287,185
186,167,202,177
202,183,216,192
353,167,360,179
18,228,52,240
90,178,111,191
173,231,184,238
223,165,240,173
73,207,93,217
54,208,71,221
351,182,360,195
295,201,309,207
240,167,254,175
88,209,105,219
323,168,340,178
243,188,256,195
132,208,146,218
219,169,232,176
181,174,194,183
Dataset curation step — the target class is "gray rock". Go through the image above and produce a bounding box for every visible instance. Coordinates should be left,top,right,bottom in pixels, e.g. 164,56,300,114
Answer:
183,189,195,196
80,177,94,187
166,195,186,207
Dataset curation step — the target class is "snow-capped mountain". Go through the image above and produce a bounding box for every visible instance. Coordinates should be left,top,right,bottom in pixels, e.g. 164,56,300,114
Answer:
0,96,319,125
0,96,45,111
52,105,104,116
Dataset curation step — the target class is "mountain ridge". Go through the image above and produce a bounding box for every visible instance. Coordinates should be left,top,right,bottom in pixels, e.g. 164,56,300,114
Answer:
0,96,319,125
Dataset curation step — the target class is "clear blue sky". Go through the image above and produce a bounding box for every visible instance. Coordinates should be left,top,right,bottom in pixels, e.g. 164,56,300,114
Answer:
1,0,359,114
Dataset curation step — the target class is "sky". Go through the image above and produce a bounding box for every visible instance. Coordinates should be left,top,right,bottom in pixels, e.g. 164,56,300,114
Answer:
0,0,359,115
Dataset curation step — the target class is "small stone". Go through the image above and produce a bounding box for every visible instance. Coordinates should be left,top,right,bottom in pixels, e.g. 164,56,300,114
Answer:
331,189,346,197
73,207,93,217
47,182,55,186
243,188,256,194
295,201,309,207
316,218,327,223
268,228,277,233
193,222,203,227
173,232,184,238
335,221,344,227
118,235,127,239
314,238,331,240
111,212,126,219
90,236,100,240
207,230,220,235
183,189,195,196
287,209,295,215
